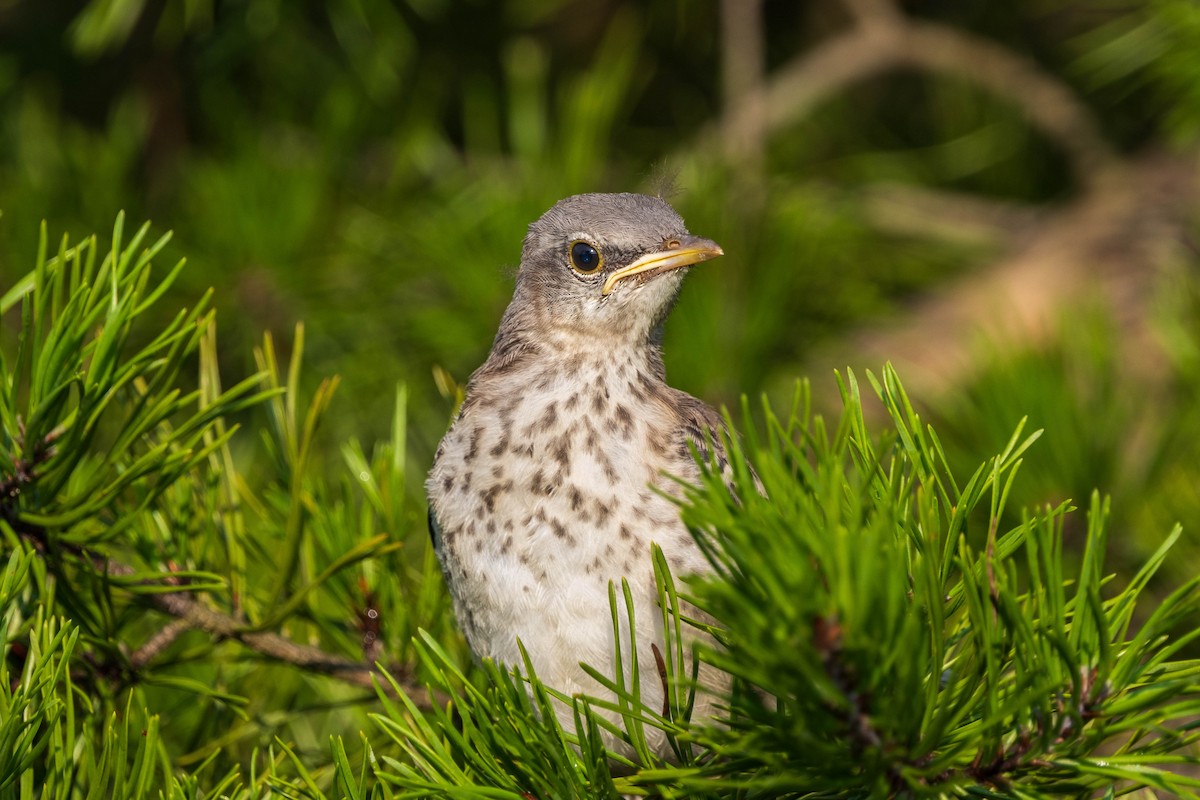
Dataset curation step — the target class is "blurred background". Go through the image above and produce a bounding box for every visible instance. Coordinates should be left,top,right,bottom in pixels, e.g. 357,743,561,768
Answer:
1,0,1199,582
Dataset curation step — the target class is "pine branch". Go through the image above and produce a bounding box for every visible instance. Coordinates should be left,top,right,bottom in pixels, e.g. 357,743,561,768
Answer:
128,618,189,670
0,426,61,506
107,560,419,695
1,219,448,726
366,374,1200,798
6,512,437,706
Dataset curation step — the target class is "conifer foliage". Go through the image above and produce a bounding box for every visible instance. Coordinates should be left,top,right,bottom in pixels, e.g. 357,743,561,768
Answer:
2,221,1199,797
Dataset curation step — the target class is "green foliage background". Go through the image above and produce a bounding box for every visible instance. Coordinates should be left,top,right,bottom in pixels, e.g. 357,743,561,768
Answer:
1,0,1200,796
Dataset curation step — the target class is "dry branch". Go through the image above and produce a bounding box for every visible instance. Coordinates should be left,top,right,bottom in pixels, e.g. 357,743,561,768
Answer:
99,556,437,707
688,14,1117,185
807,150,1200,402
862,184,1042,248
838,0,902,24
680,1,1193,411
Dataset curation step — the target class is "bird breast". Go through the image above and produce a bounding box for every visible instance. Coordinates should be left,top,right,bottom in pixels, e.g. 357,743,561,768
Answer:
426,352,710,675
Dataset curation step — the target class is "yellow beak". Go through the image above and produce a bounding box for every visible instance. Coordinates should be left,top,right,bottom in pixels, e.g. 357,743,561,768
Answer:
600,235,724,296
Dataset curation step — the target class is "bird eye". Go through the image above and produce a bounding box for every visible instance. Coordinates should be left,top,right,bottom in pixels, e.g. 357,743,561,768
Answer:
569,241,603,275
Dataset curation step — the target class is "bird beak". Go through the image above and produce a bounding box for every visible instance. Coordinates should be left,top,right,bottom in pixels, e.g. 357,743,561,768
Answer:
600,235,724,296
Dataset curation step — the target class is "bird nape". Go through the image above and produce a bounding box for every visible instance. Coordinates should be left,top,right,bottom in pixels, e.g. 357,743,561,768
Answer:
426,192,728,761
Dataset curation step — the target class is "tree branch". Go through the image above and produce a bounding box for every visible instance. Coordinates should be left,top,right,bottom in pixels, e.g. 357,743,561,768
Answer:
809,149,1200,405
838,0,902,28
719,0,766,172
101,558,434,704
861,183,1042,247
812,614,1116,792
691,16,1117,184
129,618,190,670
4,433,440,709
890,22,1117,181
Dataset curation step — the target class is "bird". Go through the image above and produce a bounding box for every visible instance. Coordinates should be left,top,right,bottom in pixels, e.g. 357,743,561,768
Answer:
425,192,729,758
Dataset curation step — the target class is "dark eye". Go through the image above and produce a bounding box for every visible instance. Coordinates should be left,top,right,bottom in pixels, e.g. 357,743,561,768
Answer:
569,241,603,274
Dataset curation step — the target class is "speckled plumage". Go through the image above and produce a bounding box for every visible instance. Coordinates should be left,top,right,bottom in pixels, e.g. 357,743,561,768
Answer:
426,193,728,757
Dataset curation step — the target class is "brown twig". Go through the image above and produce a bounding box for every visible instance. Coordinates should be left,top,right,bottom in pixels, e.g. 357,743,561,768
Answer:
812,615,899,787
810,149,1199,407
129,618,191,670
861,183,1042,248
890,22,1117,181
0,427,62,507
5,427,441,708
689,15,1118,185
810,613,1110,792
101,558,434,703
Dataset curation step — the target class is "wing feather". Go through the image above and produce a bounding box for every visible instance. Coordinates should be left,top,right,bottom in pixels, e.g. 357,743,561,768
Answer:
672,390,764,496
427,506,443,554
672,390,732,478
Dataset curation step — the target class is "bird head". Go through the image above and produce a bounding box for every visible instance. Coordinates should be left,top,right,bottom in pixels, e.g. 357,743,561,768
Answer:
511,193,723,344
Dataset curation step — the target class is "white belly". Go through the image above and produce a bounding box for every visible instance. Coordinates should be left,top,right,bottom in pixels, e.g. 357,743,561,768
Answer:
427,364,710,708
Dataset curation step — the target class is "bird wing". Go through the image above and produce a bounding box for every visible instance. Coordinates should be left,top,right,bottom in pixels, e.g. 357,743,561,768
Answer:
672,391,733,478
673,390,763,497
427,506,443,556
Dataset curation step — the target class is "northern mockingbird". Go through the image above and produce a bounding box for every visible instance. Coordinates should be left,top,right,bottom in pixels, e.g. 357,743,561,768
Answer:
427,192,728,757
